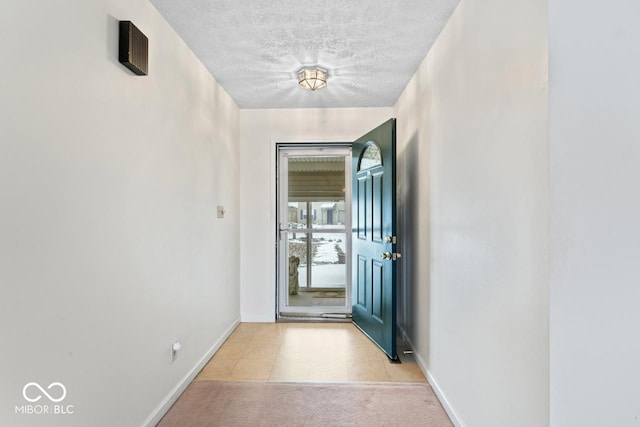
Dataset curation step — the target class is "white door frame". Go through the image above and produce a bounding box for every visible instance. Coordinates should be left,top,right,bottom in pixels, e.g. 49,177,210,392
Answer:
276,144,352,316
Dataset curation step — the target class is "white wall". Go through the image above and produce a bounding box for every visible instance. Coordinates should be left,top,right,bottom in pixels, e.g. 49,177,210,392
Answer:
239,108,393,321
0,1,240,426
549,1,640,425
394,0,549,425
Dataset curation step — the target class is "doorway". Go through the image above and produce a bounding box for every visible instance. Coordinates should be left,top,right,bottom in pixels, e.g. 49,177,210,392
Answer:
276,145,352,318
275,118,397,358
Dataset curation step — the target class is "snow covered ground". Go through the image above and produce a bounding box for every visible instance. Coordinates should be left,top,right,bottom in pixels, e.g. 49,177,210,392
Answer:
313,238,341,263
288,226,348,287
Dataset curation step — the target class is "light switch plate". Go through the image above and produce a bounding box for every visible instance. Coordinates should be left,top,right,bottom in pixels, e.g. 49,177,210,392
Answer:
217,206,225,218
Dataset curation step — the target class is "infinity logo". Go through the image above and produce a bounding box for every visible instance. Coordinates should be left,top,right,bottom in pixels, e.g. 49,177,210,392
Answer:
22,382,67,403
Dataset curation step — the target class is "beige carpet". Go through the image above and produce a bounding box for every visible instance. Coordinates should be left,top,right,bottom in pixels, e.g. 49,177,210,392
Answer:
158,381,453,426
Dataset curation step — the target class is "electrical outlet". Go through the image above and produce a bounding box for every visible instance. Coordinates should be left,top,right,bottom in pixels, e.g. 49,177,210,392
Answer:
216,205,225,219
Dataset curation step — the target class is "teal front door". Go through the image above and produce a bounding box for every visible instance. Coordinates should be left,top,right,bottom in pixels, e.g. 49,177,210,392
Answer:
352,119,398,360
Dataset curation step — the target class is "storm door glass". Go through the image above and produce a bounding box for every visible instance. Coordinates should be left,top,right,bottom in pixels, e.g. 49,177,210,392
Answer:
277,147,351,316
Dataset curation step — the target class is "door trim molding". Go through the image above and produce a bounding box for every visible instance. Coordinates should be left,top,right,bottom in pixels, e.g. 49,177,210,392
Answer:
275,143,353,318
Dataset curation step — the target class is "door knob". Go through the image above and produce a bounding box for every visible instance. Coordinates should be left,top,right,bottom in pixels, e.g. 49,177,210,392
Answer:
381,252,402,261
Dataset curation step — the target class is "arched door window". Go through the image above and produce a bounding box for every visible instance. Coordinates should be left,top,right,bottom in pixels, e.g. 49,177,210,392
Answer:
357,142,382,171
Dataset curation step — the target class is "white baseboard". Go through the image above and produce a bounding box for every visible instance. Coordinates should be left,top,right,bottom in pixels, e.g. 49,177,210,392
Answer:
425,368,465,427
240,313,275,322
397,326,465,427
142,315,241,427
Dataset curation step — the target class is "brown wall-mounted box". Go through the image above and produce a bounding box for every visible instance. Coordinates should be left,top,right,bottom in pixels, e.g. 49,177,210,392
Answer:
119,21,148,76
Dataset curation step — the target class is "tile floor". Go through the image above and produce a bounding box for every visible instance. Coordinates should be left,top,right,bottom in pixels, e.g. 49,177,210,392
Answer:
195,322,426,383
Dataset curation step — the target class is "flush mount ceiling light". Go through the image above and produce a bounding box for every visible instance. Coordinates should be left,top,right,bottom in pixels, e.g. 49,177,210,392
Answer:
297,66,328,91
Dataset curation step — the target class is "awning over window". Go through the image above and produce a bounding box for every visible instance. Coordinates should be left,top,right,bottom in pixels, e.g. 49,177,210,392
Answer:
288,171,345,201
287,156,345,202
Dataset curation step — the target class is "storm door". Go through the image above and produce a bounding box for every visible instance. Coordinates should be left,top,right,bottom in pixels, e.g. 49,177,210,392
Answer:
277,146,352,317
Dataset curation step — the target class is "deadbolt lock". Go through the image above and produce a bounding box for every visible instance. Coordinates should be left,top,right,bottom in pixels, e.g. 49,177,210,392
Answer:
384,235,397,244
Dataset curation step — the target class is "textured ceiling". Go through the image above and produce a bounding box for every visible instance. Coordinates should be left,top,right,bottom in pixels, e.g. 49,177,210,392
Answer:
149,0,459,109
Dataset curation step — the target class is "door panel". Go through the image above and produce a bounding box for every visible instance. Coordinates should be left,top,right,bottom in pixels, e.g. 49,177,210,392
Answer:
357,176,367,240
357,255,367,307
372,172,383,242
372,261,384,321
351,119,397,359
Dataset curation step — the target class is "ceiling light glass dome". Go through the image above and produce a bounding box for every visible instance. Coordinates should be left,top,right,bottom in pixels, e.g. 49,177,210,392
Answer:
297,66,328,91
